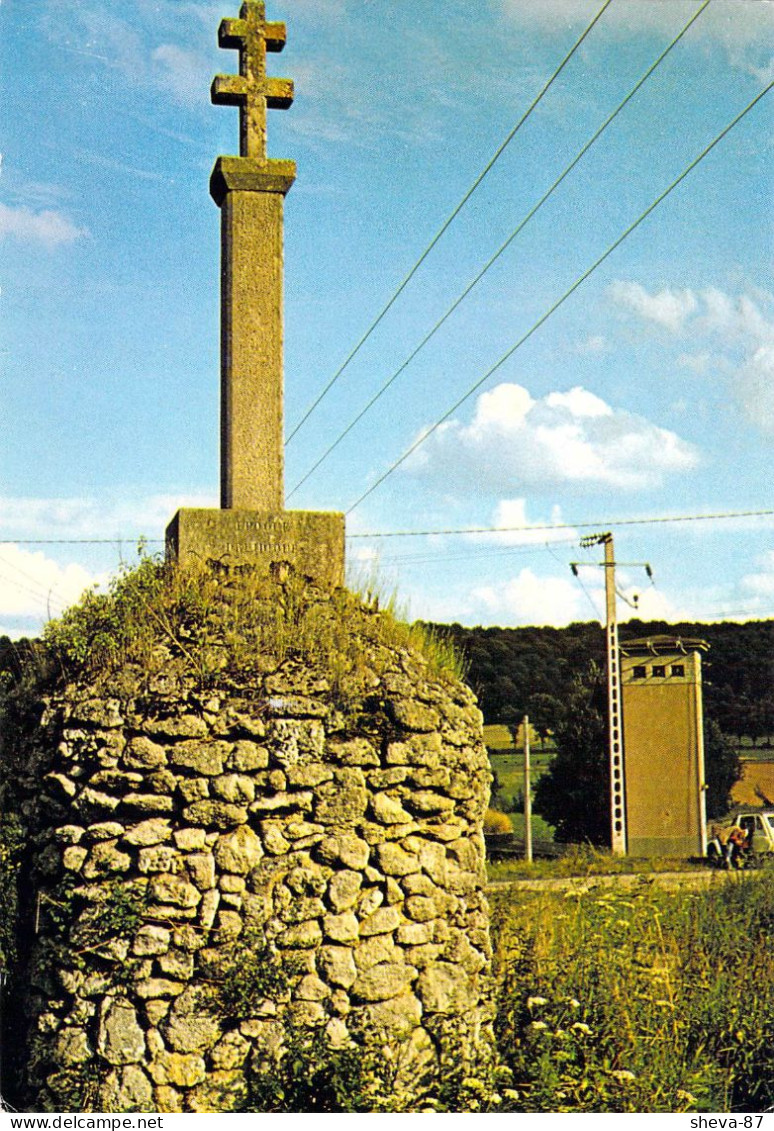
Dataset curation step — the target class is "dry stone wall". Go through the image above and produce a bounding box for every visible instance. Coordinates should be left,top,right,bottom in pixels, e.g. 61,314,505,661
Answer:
5,590,493,1112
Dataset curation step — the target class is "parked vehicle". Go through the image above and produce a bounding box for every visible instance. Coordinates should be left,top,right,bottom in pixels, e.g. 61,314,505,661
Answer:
735,810,774,853
706,810,774,867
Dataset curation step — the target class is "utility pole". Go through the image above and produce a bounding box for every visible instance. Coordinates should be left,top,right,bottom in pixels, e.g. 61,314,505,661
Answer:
579,532,627,855
523,714,533,864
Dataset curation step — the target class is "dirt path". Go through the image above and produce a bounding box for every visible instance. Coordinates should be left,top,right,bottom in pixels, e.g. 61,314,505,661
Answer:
487,868,749,894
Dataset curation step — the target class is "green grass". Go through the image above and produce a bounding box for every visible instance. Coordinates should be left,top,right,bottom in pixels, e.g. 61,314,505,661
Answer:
37,555,467,691
487,846,706,883
490,871,774,1111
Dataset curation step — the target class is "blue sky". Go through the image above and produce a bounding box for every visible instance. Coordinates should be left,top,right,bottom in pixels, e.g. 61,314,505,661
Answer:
1,0,773,637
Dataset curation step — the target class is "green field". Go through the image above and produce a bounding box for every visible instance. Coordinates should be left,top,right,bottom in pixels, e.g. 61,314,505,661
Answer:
484,724,557,852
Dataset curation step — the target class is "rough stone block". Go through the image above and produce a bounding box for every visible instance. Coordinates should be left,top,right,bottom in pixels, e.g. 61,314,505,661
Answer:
322,911,359,944
97,998,145,1066
132,926,171,957
318,946,357,989
166,508,345,590
170,740,229,776
227,740,269,771
417,963,473,1015
371,792,413,825
182,800,248,828
214,825,263,873
124,736,168,770
352,962,418,1003
376,842,420,877
124,818,174,847
359,906,401,937
327,870,362,913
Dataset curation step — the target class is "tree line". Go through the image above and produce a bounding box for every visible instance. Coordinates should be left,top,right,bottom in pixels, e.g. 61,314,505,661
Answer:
429,618,774,746
423,618,774,839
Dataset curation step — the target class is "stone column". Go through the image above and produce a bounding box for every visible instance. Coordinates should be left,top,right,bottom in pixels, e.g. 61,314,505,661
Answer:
211,156,295,511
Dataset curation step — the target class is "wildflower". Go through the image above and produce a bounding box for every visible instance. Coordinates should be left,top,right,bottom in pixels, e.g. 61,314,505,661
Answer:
615,919,631,928
571,1022,592,1035
530,1020,548,1031
527,996,548,1009
503,1089,520,1101
654,999,674,1009
564,997,581,1009
611,1070,636,1083
676,1090,696,1105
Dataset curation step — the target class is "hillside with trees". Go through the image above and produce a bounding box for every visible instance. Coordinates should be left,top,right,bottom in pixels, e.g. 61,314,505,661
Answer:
430,618,774,746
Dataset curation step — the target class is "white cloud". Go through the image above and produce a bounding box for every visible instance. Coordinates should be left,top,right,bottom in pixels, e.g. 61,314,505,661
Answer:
0,203,87,247
611,282,774,431
466,498,578,546
407,382,698,495
700,288,774,344
0,492,215,541
473,567,597,628
742,551,774,599
677,351,712,375
609,281,698,333
43,1,220,108
575,334,607,355
612,282,774,344
499,0,774,73
152,44,210,106
0,545,101,629
737,346,774,433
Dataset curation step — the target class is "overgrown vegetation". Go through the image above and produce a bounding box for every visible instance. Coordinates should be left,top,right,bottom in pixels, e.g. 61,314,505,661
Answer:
221,1019,497,1113
204,929,300,1021
182,873,774,1113
0,811,24,979
491,872,774,1112
36,876,147,985
34,555,465,696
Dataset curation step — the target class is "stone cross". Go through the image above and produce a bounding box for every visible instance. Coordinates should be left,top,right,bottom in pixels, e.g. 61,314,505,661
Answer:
209,0,296,512
211,0,294,162
166,2,345,590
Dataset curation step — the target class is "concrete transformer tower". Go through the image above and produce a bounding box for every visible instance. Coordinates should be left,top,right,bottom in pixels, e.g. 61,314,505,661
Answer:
620,635,709,858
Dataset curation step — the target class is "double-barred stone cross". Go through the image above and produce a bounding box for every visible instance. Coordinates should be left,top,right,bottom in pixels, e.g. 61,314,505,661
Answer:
211,0,295,511
211,0,293,163
166,2,345,589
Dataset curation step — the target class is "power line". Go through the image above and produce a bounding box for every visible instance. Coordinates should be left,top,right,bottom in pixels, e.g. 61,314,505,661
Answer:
284,0,616,446
0,568,67,614
2,507,774,548
287,0,711,500
2,506,774,547
345,80,774,515
374,538,580,566
0,540,163,551
347,507,774,539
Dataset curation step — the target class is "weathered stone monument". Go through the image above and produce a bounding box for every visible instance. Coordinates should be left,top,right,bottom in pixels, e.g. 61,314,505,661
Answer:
1,3,494,1113
166,0,345,589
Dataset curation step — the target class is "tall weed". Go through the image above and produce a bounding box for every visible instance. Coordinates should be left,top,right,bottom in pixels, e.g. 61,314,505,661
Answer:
492,874,774,1112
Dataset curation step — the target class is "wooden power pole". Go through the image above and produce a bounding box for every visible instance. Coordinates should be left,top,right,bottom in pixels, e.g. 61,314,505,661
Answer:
523,714,533,864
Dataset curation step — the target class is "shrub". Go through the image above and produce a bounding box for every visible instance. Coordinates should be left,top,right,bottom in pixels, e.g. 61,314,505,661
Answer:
484,808,514,836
